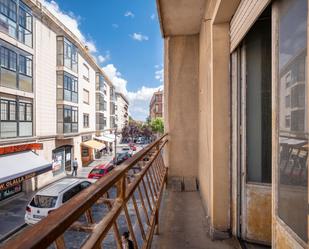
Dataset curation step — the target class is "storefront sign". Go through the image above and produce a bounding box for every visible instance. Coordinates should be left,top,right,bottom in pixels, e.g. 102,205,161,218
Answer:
0,173,36,191
0,184,22,201
0,143,43,155
82,135,92,142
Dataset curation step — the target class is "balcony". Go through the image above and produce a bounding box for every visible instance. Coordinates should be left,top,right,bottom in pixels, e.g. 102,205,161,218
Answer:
2,135,240,249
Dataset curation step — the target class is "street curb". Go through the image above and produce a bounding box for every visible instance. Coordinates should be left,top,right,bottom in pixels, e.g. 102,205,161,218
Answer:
0,223,27,244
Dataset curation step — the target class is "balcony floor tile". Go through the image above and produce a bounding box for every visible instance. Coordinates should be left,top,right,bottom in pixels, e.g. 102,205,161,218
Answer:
151,189,240,249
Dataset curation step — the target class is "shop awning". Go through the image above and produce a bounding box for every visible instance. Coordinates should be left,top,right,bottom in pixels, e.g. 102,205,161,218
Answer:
95,135,115,143
81,140,106,150
0,151,52,185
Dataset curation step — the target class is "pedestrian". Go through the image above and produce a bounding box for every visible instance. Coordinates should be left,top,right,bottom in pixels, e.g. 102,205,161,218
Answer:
72,158,78,177
110,146,113,154
121,231,134,249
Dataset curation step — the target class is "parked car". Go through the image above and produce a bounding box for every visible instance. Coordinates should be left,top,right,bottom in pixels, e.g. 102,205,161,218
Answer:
129,144,137,151
25,178,92,225
114,151,132,165
88,164,114,179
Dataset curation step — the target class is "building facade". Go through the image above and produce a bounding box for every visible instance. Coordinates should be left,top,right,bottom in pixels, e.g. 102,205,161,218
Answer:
149,90,163,120
157,0,309,248
115,92,129,132
0,0,128,201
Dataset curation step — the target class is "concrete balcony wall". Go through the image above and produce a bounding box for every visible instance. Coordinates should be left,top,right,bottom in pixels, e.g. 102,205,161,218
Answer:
164,35,199,178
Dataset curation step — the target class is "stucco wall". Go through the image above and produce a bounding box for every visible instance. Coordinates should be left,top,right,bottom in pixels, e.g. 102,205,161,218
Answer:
78,56,96,133
165,35,199,178
198,18,212,217
35,20,57,136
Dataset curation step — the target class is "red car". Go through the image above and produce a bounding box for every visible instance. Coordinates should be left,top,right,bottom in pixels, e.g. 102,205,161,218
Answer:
88,164,114,179
129,143,137,151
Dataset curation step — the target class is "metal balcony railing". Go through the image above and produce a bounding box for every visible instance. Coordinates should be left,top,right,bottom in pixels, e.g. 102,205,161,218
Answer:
2,134,168,249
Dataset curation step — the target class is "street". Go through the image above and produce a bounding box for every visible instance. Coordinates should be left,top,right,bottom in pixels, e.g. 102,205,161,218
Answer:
0,144,145,248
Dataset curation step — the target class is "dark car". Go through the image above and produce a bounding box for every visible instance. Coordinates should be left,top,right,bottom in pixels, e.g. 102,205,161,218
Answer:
114,152,132,165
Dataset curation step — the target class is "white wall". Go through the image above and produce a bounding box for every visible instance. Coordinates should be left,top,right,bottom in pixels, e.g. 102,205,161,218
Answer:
78,55,96,133
105,82,111,130
35,19,57,136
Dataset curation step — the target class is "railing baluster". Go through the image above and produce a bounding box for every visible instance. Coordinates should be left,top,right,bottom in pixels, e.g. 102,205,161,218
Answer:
137,185,150,225
147,170,158,198
151,166,160,194
145,172,156,204
54,235,66,249
141,178,153,212
123,205,139,249
132,194,147,241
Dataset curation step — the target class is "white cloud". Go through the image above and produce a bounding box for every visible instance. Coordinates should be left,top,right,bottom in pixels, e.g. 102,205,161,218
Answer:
150,14,156,20
97,51,111,64
131,33,149,42
103,64,163,121
155,69,163,82
112,24,119,29
124,11,135,18
42,0,97,53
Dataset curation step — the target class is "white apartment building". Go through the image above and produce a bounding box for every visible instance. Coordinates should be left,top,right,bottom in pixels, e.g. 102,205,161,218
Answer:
0,0,126,201
115,92,129,132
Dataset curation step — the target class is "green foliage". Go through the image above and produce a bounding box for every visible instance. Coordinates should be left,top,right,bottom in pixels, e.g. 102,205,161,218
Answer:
150,118,164,134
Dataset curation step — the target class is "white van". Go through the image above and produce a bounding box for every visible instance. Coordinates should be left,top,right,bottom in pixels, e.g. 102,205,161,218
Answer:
25,178,92,225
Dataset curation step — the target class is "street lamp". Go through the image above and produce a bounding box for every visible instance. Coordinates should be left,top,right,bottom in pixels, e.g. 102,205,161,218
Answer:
114,124,118,166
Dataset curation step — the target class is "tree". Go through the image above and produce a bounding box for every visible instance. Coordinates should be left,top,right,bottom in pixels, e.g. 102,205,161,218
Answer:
150,118,164,134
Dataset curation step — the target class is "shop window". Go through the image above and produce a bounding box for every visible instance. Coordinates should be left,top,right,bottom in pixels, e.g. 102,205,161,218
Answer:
278,0,308,242
245,7,271,183
82,147,89,157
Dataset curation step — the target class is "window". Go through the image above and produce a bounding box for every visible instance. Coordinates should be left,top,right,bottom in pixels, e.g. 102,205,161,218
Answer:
83,89,89,104
19,54,32,76
1,46,16,70
96,113,105,130
82,147,89,157
285,95,290,108
64,73,78,103
62,185,82,203
278,0,308,242
0,0,32,47
57,105,78,134
18,1,32,47
0,98,32,138
0,45,32,92
96,93,104,112
245,8,271,183
0,0,17,38
57,37,78,72
83,63,89,81
83,113,89,128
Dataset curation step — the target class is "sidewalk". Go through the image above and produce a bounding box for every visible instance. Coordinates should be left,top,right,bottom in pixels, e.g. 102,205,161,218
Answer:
0,193,32,242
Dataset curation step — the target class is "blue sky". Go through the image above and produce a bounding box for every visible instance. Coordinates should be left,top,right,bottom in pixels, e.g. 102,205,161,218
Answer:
42,0,163,121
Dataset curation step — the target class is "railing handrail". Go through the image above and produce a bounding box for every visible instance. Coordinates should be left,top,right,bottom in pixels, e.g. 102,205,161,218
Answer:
1,133,168,249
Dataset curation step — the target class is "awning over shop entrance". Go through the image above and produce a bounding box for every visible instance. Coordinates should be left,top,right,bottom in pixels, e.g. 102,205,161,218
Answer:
0,151,52,188
81,140,106,150
95,135,115,143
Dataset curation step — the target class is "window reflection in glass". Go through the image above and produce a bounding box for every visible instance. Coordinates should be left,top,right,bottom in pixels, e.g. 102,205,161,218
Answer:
278,0,308,242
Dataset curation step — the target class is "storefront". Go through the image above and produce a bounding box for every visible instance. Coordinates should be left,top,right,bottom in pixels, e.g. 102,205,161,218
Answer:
52,145,73,173
80,136,105,165
0,145,52,201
